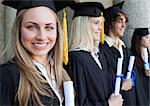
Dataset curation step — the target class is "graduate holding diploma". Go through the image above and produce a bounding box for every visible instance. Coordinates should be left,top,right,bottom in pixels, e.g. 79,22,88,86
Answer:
65,1,123,106
0,0,74,105
131,28,150,105
99,1,137,105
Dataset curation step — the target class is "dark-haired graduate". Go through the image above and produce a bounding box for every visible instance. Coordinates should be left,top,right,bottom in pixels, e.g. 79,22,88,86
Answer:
65,1,123,106
0,0,74,106
99,1,137,106
131,28,150,106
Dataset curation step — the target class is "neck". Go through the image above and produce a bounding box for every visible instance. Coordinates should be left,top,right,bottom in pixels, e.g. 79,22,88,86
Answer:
32,55,49,66
140,46,147,56
94,40,99,48
140,47,145,62
109,31,120,48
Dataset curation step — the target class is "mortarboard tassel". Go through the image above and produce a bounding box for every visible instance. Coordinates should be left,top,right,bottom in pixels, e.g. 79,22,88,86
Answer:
62,9,68,65
100,12,105,44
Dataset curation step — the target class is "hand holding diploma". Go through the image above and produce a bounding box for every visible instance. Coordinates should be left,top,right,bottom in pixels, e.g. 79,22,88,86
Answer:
64,81,75,106
121,79,132,91
114,58,123,96
108,93,123,106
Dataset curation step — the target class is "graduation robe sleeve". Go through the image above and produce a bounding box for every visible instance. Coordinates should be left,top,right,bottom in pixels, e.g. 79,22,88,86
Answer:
0,62,20,105
0,62,61,106
67,52,89,105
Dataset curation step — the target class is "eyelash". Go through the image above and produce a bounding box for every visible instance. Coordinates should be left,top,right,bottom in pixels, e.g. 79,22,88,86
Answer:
27,26,35,29
26,26,54,31
145,36,149,39
94,22,99,25
45,26,54,30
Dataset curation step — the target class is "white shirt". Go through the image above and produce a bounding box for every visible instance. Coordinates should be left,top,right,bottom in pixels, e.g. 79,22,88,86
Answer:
91,51,102,70
105,35,126,59
33,60,63,106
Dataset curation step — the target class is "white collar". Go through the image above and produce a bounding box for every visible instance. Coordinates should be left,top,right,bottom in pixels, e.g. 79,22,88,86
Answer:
105,35,126,48
69,47,91,52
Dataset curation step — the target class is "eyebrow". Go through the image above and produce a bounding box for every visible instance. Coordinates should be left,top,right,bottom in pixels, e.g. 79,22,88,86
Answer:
91,19,100,22
26,21,55,26
116,17,123,20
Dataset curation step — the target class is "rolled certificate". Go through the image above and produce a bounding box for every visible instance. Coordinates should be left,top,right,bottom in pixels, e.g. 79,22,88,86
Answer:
126,56,135,79
143,48,149,70
114,58,123,96
64,81,75,106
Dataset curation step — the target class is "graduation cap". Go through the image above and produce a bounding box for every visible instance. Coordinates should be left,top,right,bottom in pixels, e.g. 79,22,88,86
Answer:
70,2,105,18
104,1,125,21
133,28,150,36
2,0,74,13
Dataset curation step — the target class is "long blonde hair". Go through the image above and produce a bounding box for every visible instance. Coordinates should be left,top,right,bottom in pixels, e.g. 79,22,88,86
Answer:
69,16,94,51
11,8,70,106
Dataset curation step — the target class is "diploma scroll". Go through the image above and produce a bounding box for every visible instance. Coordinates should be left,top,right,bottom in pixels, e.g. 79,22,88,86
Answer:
143,48,149,70
126,56,135,79
114,58,123,96
64,81,75,106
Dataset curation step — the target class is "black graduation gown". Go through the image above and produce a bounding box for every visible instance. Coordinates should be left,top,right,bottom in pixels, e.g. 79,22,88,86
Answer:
0,61,60,106
135,62,150,106
99,41,137,106
66,50,114,106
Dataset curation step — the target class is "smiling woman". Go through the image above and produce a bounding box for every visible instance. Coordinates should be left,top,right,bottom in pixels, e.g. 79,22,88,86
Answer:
20,7,57,58
89,17,103,46
0,0,74,106
65,1,123,106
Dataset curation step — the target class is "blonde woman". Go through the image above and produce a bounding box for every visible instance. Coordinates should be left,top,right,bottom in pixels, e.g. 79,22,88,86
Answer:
0,0,73,106
66,2,123,106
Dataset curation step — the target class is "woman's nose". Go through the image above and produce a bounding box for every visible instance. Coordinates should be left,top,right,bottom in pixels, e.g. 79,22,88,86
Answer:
38,28,47,36
36,29,47,40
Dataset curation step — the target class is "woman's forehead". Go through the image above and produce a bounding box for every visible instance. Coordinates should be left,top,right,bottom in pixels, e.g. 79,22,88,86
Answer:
89,17,103,21
22,7,56,24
